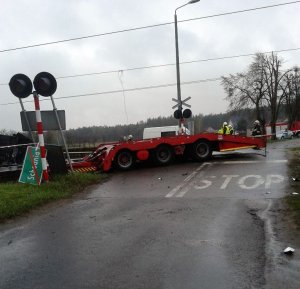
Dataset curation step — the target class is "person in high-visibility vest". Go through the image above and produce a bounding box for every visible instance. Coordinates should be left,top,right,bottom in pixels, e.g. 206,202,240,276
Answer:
218,122,229,134
228,124,234,135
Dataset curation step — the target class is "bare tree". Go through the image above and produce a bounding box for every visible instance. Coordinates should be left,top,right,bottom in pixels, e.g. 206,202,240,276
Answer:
282,66,300,128
261,53,291,138
222,52,294,139
222,53,267,129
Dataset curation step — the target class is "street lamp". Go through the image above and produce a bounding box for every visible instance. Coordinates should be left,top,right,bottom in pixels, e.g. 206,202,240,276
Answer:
174,0,201,129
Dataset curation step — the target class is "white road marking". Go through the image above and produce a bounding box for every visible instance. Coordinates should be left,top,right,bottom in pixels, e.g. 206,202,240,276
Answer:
176,164,213,198
194,179,213,190
193,174,286,191
220,175,239,190
165,162,210,198
166,159,288,198
265,175,285,189
238,175,265,190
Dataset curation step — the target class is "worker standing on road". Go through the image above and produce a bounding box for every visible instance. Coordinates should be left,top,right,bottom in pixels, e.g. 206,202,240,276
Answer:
218,122,229,135
228,124,234,135
251,120,262,136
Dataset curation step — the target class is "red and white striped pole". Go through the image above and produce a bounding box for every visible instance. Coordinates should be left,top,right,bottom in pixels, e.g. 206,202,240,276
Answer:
33,91,49,182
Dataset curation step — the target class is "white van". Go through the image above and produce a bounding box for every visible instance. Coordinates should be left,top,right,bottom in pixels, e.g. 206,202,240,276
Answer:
143,125,190,139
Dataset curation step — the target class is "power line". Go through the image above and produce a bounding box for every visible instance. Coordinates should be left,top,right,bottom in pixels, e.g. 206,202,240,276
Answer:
55,47,300,79
0,1,299,53
182,1,300,24
1,46,299,85
0,77,221,106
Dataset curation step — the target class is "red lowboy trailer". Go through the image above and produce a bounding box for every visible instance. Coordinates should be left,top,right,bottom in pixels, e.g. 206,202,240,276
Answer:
70,132,266,172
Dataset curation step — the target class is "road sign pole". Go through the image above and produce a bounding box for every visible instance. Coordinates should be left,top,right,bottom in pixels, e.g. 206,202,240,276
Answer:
18,98,35,143
33,91,49,182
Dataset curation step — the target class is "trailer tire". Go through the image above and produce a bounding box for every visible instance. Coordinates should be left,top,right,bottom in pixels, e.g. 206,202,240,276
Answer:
115,150,135,170
154,145,174,165
192,140,212,161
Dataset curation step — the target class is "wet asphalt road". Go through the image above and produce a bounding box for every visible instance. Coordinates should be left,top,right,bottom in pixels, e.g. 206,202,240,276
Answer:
1,140,300,289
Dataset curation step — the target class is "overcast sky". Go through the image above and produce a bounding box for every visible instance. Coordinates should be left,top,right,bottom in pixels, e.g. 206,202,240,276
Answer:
1,0,300,131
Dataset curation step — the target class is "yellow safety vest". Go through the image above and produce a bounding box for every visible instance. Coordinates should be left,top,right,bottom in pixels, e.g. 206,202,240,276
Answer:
218,126,229,134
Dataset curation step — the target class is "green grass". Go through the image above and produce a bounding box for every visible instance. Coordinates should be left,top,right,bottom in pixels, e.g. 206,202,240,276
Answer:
287,147,300,226
0,172,105,221
286,195,300,226
290,147,300,159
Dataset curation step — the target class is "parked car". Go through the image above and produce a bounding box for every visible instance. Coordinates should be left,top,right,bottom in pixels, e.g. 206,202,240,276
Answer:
276,129,293,140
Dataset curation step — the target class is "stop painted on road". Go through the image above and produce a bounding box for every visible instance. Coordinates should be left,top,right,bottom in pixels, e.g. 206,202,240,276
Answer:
194,175,285,190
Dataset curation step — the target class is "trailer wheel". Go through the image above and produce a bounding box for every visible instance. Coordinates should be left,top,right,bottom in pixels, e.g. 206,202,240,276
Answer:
115,150,135,170
192,140,212,161
155,145,174,165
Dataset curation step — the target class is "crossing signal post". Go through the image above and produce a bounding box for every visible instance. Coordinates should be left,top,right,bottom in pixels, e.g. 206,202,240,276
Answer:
9,72,49,182
174,0,200,130
9,74,35,142
31,91,49,182
32,72,62,181
172,96,192,133
9,71,74,183
33,72,73,173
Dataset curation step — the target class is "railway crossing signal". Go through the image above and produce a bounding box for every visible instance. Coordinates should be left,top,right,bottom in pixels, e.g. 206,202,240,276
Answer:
9,74,33,99
173,109,182,119
182,108,192,118
9,72,73,177
172,96,192,120
9,72,57,99
8,71,73,182
33,72,57,96
172,96,191,109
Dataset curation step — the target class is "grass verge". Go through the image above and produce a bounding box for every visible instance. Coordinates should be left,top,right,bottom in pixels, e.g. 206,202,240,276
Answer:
0,172,105,221
287,147,300,227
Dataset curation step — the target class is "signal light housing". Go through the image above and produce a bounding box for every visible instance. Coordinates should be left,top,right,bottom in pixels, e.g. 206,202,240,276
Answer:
9,74,33,98
174,109,183,119
174,109,192,119
33,72,57,96
183,109,192,119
